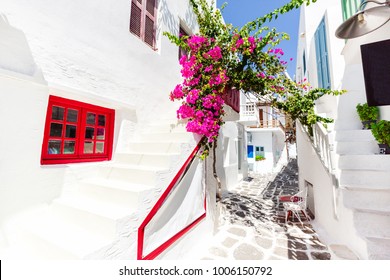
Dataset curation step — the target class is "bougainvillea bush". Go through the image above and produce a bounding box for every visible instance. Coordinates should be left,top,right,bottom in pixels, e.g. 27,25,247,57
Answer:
165,0,342,158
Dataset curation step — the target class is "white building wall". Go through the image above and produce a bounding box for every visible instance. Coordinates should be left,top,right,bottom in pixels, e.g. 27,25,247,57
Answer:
0,0,221,259
341,20,390,122
1,0,207,122
251,130,273,173
296,122,367,258
295,0,390,259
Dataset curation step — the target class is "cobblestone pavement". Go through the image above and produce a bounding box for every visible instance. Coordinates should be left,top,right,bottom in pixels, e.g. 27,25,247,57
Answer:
201,159,332,260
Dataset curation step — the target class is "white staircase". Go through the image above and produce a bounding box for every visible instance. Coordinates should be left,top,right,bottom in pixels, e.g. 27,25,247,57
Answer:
1,120,196,260
334,128,390,259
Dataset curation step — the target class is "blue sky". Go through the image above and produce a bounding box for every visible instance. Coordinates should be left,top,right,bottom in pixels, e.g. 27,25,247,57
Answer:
216,0,300,78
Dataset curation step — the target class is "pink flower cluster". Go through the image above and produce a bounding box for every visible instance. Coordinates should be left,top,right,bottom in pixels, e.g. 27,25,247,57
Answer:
209,70,229,87
187,35,208,52
204,46,222,61
170,35,228,143
231,34,258,54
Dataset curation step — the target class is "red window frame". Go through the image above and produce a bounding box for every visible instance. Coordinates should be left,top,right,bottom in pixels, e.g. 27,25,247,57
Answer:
130,0,158,49
41,95,115,165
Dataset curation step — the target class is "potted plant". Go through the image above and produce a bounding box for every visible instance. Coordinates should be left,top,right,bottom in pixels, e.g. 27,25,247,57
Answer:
255,155,266,161
370,120,390,154
356,103,379,129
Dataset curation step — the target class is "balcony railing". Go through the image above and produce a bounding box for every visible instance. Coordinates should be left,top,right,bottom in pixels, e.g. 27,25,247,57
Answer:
312,122,334,172
249,119,284,129
223,88,240,113
240,103,256,116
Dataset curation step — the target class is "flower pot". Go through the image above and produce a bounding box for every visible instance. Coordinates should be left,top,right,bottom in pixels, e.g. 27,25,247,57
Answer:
362,120,376,130
378,144,390,154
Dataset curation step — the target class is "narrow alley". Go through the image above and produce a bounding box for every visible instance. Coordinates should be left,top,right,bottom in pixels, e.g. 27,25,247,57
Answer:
200,159,333,260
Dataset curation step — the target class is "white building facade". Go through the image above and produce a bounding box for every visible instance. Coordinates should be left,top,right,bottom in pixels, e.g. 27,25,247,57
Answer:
0,0,240,260
295,0,390,259
239,92,288,174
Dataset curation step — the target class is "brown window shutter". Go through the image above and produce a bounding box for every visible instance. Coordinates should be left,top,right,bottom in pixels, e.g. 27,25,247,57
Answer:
146,0,155,16
130,1,142,37
144,15,155,47
130,0,157,49
144,0,156,48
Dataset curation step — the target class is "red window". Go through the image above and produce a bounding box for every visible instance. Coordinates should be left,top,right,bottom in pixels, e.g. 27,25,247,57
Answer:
130,0,157,49
41,95,115,165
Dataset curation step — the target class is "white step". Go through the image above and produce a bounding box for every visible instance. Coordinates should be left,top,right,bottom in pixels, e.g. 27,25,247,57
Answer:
334,119,363,130
51,193,137,239
339,170,390,187
137,132,192,143
334,129,375,142
114,152,179,169
78,178,154,208
339,155,390,170
343,188,390,212
353,210,390,238
335,140,379,155
5,208,112,259
128,142,182,154
366,237,390,260
100,163,167,185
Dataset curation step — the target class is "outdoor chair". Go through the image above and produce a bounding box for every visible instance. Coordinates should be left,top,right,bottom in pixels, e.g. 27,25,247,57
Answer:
280,188,311,223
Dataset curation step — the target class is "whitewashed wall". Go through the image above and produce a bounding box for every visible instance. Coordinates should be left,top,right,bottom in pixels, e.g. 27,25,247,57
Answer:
0,0,219,260
296,122,367,258
0,0,208,122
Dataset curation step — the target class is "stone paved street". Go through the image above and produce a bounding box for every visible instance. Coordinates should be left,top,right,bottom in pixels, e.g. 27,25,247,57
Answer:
200,159,332,260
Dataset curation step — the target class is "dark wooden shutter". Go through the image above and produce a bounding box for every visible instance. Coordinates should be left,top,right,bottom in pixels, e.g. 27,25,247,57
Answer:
130,1,142,37
130,0,157,48
144,0,156,48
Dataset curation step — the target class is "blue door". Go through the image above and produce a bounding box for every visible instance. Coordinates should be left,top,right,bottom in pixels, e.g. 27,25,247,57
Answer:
247,145,254,158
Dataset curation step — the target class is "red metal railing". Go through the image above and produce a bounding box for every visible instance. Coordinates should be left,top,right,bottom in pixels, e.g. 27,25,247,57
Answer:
223,88,240,113
137,139,206,260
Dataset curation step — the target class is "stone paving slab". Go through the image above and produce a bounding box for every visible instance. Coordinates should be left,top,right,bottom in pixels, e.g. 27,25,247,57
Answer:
200,159,332,260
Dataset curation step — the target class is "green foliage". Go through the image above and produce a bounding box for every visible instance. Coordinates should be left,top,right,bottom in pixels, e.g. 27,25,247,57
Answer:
356,103,379,121
164,0,343,154
255,155,266,161
273,83,345,135
370,120,390,145
242,0,317,32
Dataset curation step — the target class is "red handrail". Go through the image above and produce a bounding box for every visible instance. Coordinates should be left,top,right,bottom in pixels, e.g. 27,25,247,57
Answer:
137,138,206,260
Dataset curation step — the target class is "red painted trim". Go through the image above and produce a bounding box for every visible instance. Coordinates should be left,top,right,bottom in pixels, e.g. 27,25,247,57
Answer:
41,95,115,165
137,138,206,260
140,213,206,260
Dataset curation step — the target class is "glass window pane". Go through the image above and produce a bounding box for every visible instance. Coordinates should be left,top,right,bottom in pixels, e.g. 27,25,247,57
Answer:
84,141,94,154
96,142,104,154
64,141,75,154
51,106,64,120
86,113,96,125
67,109,78,122
98,115,106,126
50,123,63,137
66,125,77,138
96,128,105,140
48,140,61,154
85,127,94,139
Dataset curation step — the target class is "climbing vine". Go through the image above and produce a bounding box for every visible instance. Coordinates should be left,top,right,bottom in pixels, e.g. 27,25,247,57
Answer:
165,0,343,158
